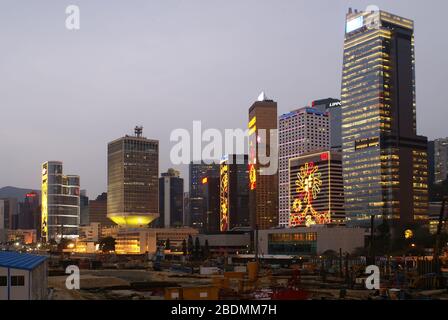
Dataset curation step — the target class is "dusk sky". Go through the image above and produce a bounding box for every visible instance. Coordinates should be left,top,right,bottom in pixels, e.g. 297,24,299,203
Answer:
1,0,447,198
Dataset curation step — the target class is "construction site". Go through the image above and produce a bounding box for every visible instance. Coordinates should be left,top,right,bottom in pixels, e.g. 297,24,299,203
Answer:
44,247,448,301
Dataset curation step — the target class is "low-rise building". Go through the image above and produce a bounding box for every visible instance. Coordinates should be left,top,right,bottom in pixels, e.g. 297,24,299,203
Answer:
115,227,198,255
79,223,101,242
196,232,251,255
258,226,364,256
0,252,48,300
7,229,37,245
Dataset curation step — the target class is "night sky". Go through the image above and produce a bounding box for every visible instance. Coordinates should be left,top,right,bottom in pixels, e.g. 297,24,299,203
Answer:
0,0,446,197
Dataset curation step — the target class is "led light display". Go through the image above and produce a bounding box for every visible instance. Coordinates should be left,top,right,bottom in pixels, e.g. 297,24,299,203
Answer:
290,162,331,227
220,164,229,232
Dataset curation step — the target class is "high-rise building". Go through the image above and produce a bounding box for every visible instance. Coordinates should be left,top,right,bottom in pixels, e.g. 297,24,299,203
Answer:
189,161,219,231
219,154,250,232
18,192,40,231
289,151,345,227
429,138,448,185
341,9,428,226
312,98,342,151
107,127,159,227
158,168,184,228
0,198,18,230
201,176,220,234
202,175,220,234
248,92,278,230
80,190,89,226
89,193,115,227
278,107,330,227
41,161,80,242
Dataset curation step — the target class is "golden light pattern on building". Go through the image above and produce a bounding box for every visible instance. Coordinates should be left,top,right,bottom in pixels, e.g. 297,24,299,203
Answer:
220,164,229,232
248,116,257,191
290,162,330,227
41,164,48,242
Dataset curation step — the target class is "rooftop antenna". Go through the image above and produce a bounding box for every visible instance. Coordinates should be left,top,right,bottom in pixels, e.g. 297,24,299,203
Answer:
135,126,143,137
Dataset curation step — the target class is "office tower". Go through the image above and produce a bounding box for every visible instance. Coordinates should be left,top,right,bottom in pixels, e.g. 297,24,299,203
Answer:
220,154,250,232
189,161,219,231
0,198,18,230
18,192,40,230
41,161,80,242
107,127,159,227
278,107,330,227
289,151,345,227
89,193,115,227
429,138,448,185
248,92,278,230
201,176,220,233
312,98,342,151
341,9,428,226
158,168,184,228
80,190,89,226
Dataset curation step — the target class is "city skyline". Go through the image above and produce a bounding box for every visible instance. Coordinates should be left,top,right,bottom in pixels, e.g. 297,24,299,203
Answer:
1,1,447,197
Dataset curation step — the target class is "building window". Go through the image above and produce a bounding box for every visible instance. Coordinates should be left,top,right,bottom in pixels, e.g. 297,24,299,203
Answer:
0,276,7,286
11,275,25,286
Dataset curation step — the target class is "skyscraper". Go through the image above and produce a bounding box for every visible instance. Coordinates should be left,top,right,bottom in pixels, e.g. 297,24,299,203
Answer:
201,175,220,234
219,154,250,232
18,192,40,231
189,161,219,231
158,168,184,228
341,9,428,226
107,127,159,227
429,138,448,185
312,98,342,151
279,107,330,227
41,161,80,242
248,92,278,230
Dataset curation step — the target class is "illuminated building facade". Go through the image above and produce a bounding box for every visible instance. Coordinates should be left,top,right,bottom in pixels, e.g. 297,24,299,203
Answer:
248,92,278,230
279,107,330,227
189,161,219,231
115,227,198,255
220,155,249,232
41,161,80,242
258,227,364,256
107,127,159,227
341,9,428,226
289,151,345,227
158,169,184,228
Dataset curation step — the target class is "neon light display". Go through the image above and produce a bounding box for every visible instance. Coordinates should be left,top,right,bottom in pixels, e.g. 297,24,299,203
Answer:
41,164,48,242
248,116,257,190
220,164,229,232
249,164,256,191
290,162,330,227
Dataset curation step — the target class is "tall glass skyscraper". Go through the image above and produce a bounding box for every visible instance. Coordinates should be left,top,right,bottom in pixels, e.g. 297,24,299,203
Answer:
41,161,80,242
341,9,428,226
107,127,159,227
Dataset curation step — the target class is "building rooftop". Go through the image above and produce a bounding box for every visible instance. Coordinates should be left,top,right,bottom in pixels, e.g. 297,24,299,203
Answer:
0,251,47,271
